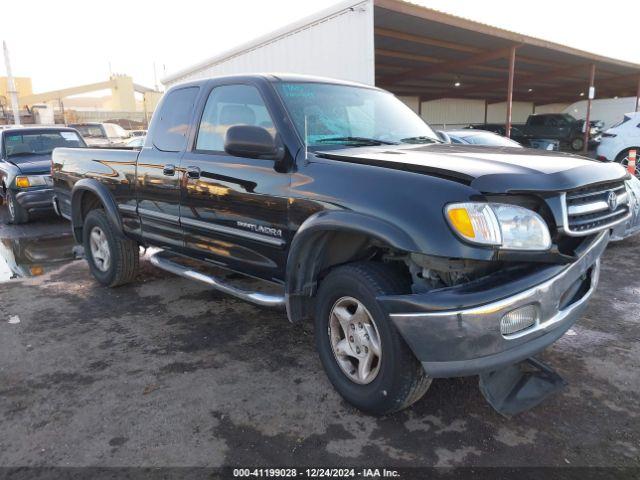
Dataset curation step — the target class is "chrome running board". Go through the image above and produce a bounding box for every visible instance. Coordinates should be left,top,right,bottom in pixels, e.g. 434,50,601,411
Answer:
149,251,285,308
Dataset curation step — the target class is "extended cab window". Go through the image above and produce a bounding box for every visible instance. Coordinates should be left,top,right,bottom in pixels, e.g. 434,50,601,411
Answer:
153,86,199,152
196,84,275,152
528,116,545,127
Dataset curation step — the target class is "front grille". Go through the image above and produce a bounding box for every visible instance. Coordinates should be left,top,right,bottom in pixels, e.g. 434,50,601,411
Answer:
564,181,630,235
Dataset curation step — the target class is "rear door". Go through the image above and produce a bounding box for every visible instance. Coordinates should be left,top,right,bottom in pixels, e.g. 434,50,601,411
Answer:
179,82,290,282
135,86,199,251
547,115,570,140
526,115,546,138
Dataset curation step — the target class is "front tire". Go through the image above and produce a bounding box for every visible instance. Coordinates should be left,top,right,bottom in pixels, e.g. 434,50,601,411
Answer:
5,190,29,224
83,209,139,287
314,262,431,415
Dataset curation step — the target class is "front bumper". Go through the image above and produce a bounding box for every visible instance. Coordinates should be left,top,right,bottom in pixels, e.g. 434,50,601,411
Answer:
15,188,55,212
380,231,609,378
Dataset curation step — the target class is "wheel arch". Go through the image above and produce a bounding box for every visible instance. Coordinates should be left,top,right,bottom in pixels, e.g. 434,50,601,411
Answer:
71,179,124,243
615,146,640,161
285,210,418,323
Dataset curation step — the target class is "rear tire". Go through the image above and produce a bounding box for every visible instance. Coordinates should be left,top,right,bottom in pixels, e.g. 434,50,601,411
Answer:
314,262,431,415
5,190,29,225
83,209,139,287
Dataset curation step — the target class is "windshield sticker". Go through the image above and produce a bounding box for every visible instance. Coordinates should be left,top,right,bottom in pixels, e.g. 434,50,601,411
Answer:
280,84,315,98
60,132,80,141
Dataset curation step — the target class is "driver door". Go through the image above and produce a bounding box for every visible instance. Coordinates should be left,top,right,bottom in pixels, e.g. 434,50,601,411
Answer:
179,83,290,282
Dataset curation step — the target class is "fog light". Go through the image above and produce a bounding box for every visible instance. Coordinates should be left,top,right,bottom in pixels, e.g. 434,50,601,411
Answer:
500,304,539,336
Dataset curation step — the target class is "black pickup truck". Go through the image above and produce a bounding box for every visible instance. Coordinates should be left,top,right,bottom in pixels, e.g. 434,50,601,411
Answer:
471,114,603,151
52,74,630,415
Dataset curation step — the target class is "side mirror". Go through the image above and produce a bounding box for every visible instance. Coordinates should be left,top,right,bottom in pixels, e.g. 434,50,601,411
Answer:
224,125,283,160
436,130,452,144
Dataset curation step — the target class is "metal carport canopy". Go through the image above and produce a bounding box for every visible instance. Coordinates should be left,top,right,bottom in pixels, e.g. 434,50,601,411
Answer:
373,0,640,108
374,0,640,104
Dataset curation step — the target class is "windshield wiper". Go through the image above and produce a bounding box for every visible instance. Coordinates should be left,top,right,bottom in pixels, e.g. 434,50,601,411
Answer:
7,151,39,158
401,136,442,144
316,136,399,146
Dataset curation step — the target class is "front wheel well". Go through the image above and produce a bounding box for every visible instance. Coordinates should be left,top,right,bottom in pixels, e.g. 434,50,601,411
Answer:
616,147,640,162
286,230,410,323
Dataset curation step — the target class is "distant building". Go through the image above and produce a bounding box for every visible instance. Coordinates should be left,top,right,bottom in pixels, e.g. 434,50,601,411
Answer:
0,76,33,103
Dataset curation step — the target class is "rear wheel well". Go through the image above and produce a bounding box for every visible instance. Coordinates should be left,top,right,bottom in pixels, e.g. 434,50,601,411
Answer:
74,190,104,241
287,230,410,323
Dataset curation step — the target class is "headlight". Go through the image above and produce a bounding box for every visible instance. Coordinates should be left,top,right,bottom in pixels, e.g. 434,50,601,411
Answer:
445,202,551,251
15,175,48,188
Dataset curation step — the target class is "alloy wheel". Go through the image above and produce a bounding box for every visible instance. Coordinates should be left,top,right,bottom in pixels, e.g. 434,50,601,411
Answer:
7,195,15,221
328,296,382,385
620,156,640,180
89,226,111,272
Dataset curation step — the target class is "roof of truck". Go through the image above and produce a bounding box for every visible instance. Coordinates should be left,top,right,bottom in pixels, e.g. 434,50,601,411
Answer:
167,73,382,92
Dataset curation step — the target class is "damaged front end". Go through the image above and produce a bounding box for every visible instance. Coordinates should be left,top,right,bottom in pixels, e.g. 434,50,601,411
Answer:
378,230,608,415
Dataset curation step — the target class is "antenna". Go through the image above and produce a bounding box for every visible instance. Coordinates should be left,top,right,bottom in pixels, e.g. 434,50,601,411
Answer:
153,62,159,91
304,115,308,160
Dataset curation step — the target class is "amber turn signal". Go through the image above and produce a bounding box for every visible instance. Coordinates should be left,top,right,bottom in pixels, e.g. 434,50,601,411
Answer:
15,176,30,188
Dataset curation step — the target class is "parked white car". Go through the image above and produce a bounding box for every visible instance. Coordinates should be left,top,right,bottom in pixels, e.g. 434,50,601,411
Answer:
596,112,640,178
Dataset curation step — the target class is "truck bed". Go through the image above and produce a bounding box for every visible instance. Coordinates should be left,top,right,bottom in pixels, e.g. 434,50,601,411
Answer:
52,147,139,219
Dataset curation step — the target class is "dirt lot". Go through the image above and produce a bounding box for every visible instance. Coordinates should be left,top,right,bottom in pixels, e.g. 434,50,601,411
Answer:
0,208,639,473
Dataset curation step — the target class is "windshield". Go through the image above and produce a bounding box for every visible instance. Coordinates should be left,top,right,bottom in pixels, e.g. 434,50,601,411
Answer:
73,125,105,138
459,132,522,147
275,82,439,148
4,130,85,160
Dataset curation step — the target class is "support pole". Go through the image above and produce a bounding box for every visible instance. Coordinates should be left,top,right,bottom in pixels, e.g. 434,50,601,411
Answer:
636,76,640,112
583,63,596,154
505,46,516,138
2,41,21,125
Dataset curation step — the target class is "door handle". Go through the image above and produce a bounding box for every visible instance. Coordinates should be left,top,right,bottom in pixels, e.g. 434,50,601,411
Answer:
186,166,201,179
163,164,176,176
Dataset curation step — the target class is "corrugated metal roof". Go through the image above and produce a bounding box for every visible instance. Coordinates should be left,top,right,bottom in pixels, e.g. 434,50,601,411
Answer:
376,0,640,69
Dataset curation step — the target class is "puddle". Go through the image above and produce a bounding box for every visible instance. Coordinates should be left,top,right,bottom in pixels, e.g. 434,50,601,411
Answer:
0,233,81,282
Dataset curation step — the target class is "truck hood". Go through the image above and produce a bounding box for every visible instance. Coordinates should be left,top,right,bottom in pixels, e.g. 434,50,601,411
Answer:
9,155,52,175
317,144,627,193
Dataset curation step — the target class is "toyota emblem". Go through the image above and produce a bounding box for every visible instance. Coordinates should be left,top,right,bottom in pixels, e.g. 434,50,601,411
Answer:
607,190,618,211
